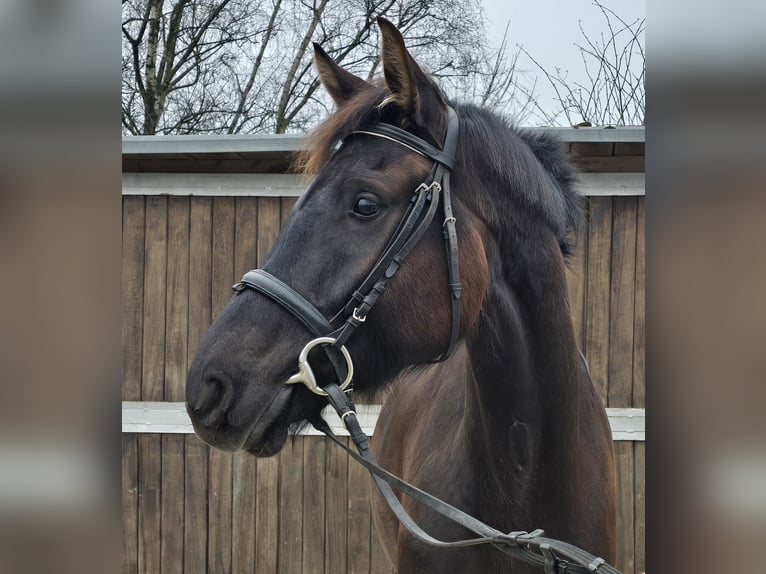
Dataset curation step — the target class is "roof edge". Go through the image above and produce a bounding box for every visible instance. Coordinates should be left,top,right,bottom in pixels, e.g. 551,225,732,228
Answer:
122,126,644,155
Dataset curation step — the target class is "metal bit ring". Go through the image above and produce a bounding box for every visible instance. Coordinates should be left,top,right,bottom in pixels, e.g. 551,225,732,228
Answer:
285,337,354,396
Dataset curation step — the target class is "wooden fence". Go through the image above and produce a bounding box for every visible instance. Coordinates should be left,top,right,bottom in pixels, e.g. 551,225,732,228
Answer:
122,132,645,574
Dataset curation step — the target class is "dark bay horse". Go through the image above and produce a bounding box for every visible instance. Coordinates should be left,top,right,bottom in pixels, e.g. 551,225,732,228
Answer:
186,18,616,573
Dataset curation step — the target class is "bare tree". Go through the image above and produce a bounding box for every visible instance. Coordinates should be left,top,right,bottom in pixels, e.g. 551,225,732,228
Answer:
122,0,538,135
122,0,261,134
446,22,538,124
521,1,645,126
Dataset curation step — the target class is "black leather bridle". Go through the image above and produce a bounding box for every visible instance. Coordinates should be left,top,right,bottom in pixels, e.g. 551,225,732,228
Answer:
231,107,621,574
233,107,462,394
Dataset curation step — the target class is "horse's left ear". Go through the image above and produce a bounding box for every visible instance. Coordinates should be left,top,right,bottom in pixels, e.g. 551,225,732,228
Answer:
314,43,370,106
377,17,446,129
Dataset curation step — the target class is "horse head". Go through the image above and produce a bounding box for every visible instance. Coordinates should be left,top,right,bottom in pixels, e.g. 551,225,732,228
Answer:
186,18,488,456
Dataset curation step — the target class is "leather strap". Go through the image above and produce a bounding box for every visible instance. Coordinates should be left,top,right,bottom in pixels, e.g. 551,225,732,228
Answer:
430,109,461,360
339,180,432,319
332,181,438,347
235,270,332,337
351,123,456,169
319,383,622,574
441,170,462,360
235,270,352,383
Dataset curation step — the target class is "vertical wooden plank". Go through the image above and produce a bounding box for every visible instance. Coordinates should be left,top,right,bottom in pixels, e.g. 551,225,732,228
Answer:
208,450,234,574
232,452,257,574
347,451,372,574
302,437,326,574
185,197,212,574
584,197,613,404
614,442,635,574
122,434,139,574
122,196,144,401
188,196,213,357
211,196,236,316
161,196,189,574
257,197,282,266
235,196,258,275
634,442,645,574
566,203,588,350
165,196,190,400
138,196,166,574
325,438,348,574
138,434,162,574
208,196,235,574
278,439,304,574
608,197,637,408
232,197,259,573
122,196,143,574
633,199,645,408
161,435,185,574
633,200,645,574
609,197,638,572
184,435,209,574
256,456,280,573
280,197,298,228
142,195,168,402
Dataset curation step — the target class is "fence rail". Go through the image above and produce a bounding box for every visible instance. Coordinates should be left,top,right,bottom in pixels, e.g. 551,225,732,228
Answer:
122,401,645,441
121,172,645,198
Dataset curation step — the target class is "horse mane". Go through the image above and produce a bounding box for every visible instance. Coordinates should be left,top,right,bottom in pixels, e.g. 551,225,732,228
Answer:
295,86,582,258
455,104,582,259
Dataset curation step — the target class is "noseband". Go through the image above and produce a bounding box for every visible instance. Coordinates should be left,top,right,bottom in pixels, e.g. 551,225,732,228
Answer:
233,107,461,395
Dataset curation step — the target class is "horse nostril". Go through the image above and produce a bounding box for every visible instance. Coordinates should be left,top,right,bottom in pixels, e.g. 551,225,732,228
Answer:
191,370,237,427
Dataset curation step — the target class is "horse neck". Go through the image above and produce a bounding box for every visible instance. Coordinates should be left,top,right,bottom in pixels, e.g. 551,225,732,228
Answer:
462,228,582,484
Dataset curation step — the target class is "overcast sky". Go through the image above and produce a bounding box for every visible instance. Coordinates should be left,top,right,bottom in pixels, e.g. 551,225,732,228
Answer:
480,0,645,124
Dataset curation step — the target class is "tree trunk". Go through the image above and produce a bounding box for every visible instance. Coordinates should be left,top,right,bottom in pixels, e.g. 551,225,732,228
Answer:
274,0,329,133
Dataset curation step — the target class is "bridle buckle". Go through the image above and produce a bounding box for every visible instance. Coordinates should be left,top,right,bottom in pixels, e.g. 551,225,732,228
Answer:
352,307,367,323
414,181,442,196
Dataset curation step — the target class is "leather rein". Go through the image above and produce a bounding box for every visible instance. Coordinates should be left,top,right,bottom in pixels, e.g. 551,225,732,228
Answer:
231,107,621,574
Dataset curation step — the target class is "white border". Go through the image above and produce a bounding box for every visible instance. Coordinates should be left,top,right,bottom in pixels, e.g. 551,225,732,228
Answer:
122,172,644,197
122,402,644,441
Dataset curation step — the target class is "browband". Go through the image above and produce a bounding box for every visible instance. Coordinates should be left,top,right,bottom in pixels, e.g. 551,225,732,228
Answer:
350,109,458,170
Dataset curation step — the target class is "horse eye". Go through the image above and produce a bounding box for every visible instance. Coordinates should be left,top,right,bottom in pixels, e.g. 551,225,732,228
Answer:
352,196,380,218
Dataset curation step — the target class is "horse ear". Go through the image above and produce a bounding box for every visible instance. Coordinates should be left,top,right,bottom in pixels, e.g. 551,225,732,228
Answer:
313,43,369,106
377,17,445,125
